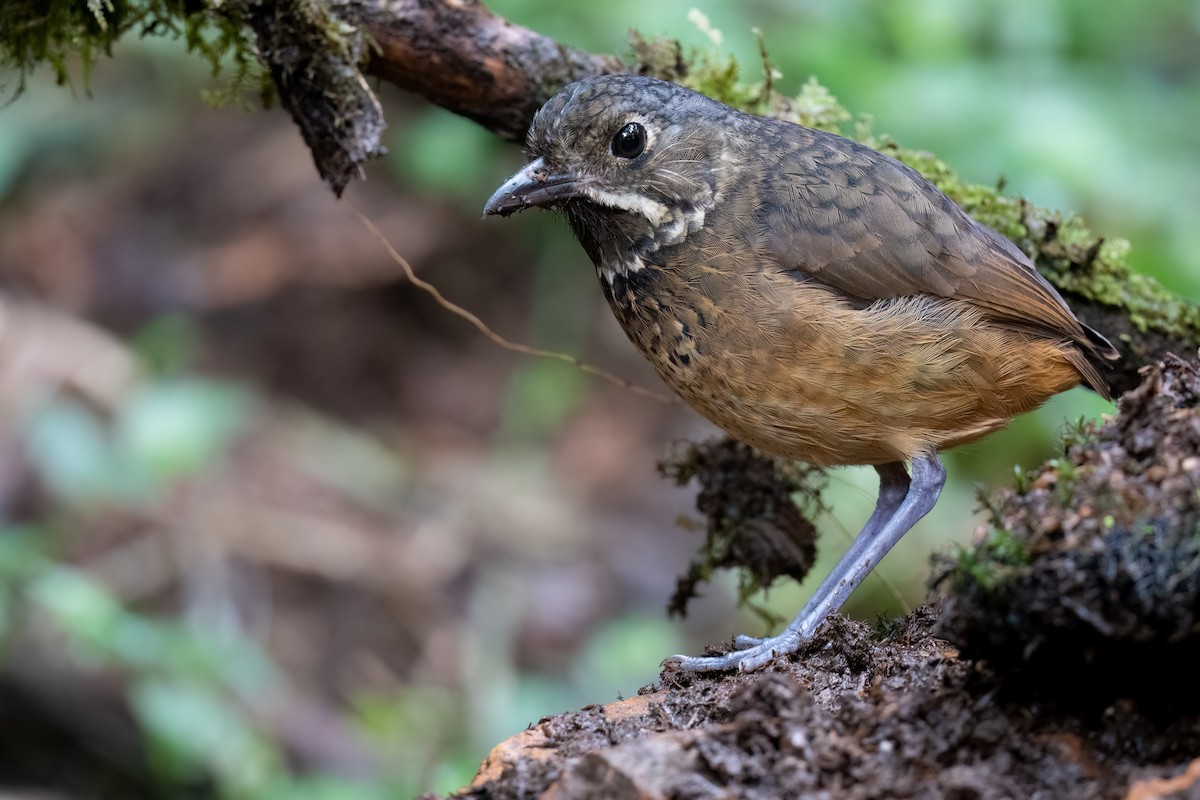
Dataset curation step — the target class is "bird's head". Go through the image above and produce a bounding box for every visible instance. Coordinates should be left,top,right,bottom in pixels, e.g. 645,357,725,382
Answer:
483,76,735,251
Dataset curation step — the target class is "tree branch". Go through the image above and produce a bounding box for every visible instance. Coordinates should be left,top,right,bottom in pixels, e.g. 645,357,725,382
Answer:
359,0,623,142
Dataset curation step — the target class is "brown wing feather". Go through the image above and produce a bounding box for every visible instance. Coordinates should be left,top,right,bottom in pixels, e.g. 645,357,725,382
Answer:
757,123,1118,395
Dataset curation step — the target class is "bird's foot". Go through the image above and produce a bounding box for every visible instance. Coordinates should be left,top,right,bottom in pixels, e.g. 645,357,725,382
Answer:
663,628,810,673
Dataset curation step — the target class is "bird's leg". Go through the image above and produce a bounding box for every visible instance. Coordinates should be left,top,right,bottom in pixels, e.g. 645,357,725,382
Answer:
665,454,945,673
730,461,911,650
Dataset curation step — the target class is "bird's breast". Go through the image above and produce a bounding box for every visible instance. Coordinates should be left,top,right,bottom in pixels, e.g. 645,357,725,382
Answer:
597,256,714,388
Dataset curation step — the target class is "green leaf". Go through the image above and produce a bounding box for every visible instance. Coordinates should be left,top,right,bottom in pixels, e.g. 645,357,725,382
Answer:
117,379,250,482
0,526,49,580
26,400,118,503
131,678,278,791
28,567,122,659
131,315,202,375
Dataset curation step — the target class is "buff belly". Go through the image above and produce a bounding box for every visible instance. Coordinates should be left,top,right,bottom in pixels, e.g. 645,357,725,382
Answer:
614,274,1085,467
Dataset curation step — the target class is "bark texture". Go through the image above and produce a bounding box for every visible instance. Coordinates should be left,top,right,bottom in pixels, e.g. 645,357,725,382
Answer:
361,0,623,142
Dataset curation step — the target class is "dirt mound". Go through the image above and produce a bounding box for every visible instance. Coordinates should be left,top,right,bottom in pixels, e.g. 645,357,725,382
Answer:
453,608,1199,799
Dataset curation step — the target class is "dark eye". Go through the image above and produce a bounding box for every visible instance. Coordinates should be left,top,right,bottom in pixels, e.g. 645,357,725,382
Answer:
611,122,647,159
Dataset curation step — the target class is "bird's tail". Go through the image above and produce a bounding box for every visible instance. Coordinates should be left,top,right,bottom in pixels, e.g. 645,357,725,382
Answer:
1070,322,1121,400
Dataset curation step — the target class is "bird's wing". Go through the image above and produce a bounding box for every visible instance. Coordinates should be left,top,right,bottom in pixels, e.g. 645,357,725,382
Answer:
762,127,1117,370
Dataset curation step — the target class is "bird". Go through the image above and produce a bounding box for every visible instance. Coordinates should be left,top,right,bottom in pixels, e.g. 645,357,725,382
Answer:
482,75,1118,673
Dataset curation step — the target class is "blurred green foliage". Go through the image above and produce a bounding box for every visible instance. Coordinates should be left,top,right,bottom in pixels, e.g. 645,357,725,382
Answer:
0,330,408,798
5,537,280,798
27,379,249,505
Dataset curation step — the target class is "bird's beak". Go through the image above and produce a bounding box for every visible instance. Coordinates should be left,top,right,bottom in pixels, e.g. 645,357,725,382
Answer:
482,157,584,218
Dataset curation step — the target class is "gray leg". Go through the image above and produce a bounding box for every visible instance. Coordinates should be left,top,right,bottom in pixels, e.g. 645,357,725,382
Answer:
731,462,910,649
665,454,945,673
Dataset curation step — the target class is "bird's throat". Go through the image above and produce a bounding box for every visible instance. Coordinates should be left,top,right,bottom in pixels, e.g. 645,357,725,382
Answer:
566,197,710,288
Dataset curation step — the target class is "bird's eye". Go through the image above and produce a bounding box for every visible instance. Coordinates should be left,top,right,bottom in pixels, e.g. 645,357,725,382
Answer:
611,122,647,159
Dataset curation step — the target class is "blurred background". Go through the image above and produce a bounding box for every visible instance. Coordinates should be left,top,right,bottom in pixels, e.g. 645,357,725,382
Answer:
0,0,1197,796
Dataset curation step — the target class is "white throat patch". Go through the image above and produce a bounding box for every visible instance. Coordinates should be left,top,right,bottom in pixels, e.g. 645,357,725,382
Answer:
582,187,670,226
582,187,709,250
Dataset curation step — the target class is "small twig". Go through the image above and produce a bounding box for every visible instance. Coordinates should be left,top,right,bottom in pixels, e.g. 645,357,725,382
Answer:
350,205,681,406
753,28,774,105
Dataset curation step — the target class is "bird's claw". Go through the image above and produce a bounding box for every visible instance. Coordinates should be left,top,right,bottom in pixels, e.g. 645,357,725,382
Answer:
663,631,803,673
733,634,766,649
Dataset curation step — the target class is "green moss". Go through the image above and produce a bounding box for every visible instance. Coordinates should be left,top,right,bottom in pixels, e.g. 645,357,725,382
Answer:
871,613,903,640
0,0,377,108
0,0,267,102
2,0,384,190
788,76,854,132
950,547,1004,592
1058,416,1100,453
1048,458,1079,505
677,54,857,134
632,34,764,117
985,527,1030,566
632,21,856,133
1010,464,1031,495
949,526,1030,592
955,485,1032,593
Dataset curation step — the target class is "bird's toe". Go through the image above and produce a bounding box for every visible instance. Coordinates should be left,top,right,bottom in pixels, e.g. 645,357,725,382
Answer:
663,631,803,673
